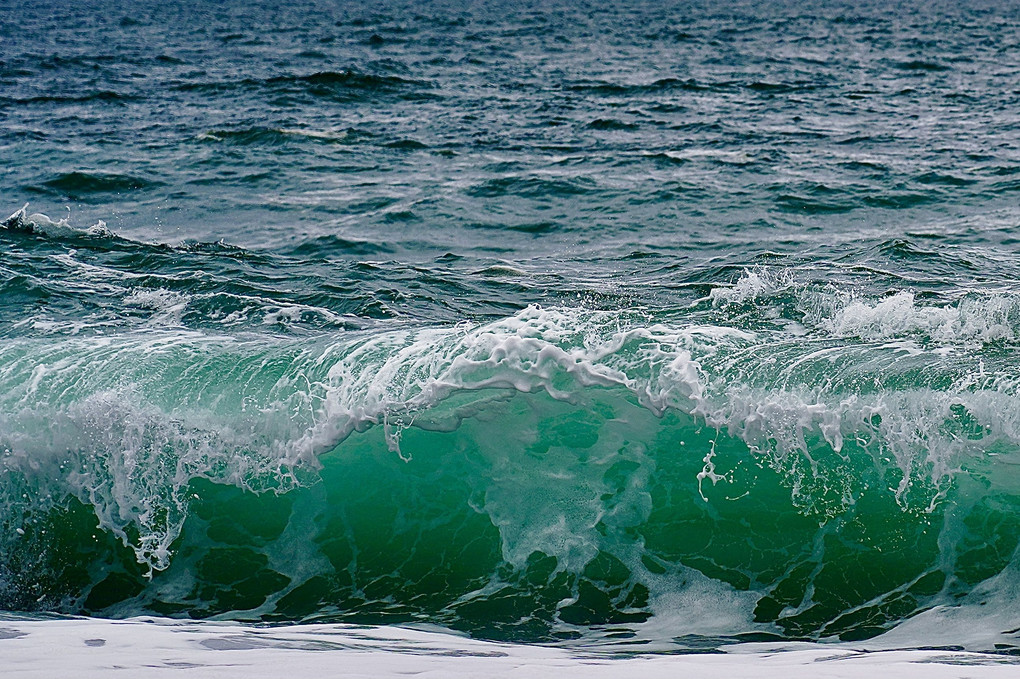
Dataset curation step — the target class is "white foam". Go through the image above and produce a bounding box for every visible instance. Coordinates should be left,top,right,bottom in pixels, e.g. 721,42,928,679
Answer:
0,616,1015,679
869,557,1020,652
293,306,711,465
4,203,111,238
708,267,794,306
825,291,1019,346
124,289,190,326
262,303,347,327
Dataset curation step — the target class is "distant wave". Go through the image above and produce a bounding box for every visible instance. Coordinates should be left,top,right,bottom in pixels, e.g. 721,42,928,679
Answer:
175,69,435,101
34,171,162,197
1,90,137,105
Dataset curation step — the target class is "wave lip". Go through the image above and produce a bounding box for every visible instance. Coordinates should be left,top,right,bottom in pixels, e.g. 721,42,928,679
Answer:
2,204,112,238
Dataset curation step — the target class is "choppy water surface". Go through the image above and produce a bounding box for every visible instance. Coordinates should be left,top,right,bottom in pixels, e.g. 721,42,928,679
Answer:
3,0,1020,654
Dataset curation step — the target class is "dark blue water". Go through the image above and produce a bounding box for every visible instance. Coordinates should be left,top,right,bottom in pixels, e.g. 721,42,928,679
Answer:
3,0,1020,652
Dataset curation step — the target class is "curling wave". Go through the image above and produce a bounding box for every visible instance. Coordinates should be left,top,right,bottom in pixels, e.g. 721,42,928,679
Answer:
1,297,1019,649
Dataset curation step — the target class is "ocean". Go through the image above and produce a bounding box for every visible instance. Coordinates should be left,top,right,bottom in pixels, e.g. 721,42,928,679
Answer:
3,0,1020,675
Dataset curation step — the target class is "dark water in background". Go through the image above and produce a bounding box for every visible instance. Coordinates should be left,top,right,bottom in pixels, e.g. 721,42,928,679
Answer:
3,0,1020,651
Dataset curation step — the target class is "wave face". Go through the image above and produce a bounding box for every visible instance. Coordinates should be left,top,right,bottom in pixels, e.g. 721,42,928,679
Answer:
2,279,1020,650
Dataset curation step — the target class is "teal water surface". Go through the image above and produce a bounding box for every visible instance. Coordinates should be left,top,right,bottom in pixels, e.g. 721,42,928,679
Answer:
2,0,1020,652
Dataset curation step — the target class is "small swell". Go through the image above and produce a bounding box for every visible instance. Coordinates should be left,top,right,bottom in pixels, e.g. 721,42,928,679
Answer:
198,127,296,146
287,234,395,257
507,221,558,234
915,171,975,187
746,81,823,93
643,151,688,166
5,90,136,105
36,172,162,196
176,70,432,101
587,118,639,131
383,139,429,150
566,77,727,96
774,193,854,215
895,60,951,72
267,70,429,90
861,192,935,209
467,175,597,199
199,126,380,146
874,237,939,260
